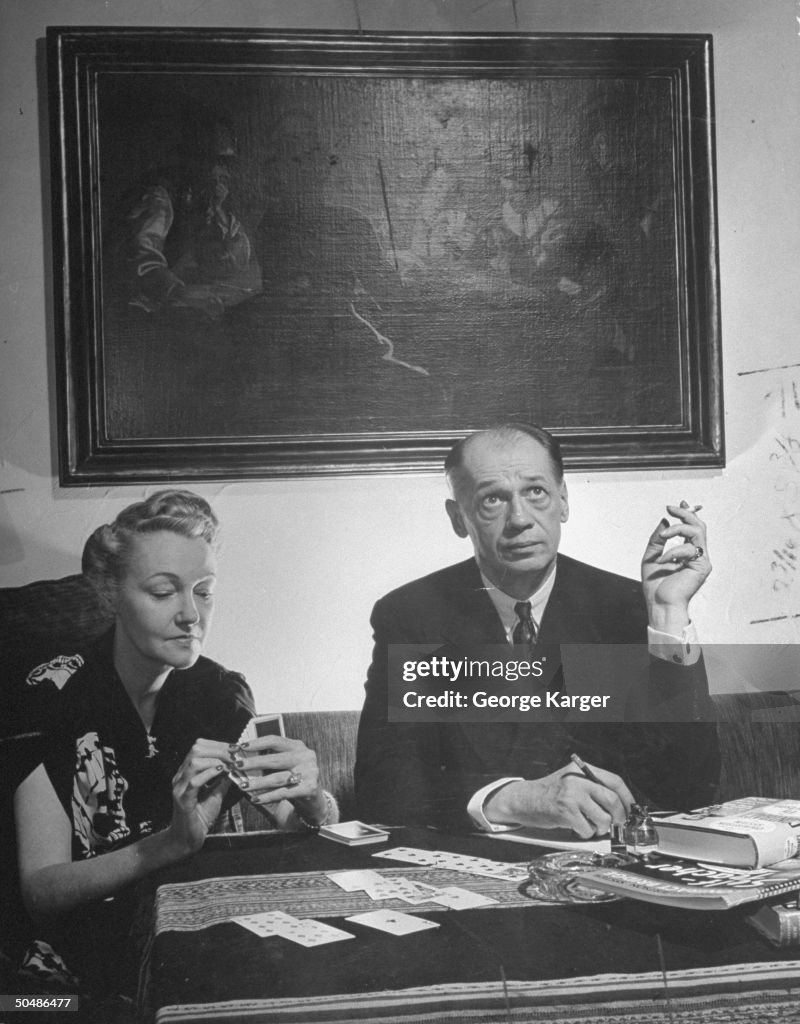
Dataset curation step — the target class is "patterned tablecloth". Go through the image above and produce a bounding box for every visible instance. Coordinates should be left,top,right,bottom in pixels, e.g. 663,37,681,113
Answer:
154,866,540,933
146,832,800,1024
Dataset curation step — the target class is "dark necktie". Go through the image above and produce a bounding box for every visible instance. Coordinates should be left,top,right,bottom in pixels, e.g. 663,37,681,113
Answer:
512,600,538,647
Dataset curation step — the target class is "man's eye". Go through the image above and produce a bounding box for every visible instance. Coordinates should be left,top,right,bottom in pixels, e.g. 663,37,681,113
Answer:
481,495,502,508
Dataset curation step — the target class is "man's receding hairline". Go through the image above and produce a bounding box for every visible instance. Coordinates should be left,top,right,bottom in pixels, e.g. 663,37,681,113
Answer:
445,426,563,489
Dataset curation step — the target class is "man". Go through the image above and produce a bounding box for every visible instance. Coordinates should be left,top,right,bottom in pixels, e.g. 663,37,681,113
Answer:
355,423,719,834
120,158,255,319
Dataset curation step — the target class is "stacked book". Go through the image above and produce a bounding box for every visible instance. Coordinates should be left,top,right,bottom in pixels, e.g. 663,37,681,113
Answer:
571,798,800,938
650,797,800,869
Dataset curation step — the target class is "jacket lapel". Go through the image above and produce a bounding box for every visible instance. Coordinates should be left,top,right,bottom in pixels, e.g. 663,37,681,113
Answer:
434,560,523,766
537,554,605,644
437,559,508,646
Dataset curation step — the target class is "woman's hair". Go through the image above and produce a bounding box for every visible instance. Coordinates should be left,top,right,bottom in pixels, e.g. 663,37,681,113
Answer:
81,490,220,610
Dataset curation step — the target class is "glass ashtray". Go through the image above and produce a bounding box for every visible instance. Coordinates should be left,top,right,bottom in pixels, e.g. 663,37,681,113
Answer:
521,850,626,904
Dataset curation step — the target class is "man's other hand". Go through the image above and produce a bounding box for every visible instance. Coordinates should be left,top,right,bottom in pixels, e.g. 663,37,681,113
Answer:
642,501,711,634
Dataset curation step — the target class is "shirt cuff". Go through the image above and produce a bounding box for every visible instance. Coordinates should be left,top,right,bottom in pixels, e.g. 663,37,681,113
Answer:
467,778,525,832
647,622,701,666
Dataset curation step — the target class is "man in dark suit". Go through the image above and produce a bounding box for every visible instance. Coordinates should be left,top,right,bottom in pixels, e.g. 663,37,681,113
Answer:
355,423,718,833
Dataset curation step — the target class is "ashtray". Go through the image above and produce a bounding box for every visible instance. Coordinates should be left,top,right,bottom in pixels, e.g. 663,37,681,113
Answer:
521,850,628,903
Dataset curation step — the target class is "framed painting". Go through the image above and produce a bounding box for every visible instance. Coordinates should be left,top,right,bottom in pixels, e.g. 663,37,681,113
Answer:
48,28,723,483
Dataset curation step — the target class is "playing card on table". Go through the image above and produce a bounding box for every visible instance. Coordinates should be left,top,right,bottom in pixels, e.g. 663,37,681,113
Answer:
474,862,529,882
429,852,483,870
428,886,499,909
363,876,437,903
390,879,446,905
372,846,436,866
234,910,353,947
276,918,354,947
345,909,440,935
372,846,527,883
326,869,384,892
432,852,528,882
233,912,281,937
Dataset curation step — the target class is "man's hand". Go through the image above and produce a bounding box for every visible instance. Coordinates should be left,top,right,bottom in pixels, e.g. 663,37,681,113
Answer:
483,763,633,837
641,502,711,634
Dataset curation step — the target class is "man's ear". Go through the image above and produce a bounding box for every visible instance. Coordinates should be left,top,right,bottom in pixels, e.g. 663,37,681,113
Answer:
559,481,569,523
445,498,469,538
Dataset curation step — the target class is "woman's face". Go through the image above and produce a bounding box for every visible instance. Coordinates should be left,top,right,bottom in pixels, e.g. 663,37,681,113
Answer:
113,531,217,676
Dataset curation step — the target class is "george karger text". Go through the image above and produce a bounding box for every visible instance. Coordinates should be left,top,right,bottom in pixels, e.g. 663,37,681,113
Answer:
402,691,612,712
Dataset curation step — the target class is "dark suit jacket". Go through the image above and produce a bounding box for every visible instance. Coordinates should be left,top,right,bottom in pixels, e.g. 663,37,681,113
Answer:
355,555,719,827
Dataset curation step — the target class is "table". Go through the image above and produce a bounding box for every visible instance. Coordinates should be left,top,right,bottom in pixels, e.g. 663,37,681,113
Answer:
145,828,800,1023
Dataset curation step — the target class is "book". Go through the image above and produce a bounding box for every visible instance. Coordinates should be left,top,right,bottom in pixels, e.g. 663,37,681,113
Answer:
574,853,800,910
653,797,800,868
319,821,390,846
746,902,800,946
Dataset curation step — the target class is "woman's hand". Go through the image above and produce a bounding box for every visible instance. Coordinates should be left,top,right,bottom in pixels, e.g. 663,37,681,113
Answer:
167,739,232,854
228,736,331,825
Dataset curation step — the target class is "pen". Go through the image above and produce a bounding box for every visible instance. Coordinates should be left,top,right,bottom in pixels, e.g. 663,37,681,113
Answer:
570,753,627,852
569,752,601,784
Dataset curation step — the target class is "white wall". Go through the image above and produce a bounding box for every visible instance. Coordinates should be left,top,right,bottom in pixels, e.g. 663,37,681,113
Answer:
2,0,799,709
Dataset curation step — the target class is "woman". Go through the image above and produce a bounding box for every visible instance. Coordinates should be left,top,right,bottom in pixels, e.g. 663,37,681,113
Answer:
13,490,337,998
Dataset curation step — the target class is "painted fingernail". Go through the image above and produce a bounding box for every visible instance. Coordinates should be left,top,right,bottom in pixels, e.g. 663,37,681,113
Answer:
216,763,225,772
231,754,246,769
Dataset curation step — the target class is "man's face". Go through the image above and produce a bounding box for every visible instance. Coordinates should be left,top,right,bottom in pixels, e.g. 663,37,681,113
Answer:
445,432,568,597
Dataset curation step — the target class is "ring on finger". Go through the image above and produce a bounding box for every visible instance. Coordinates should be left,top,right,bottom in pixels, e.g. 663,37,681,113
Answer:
287,771,302,787
229,768,250,790
672,543,704,564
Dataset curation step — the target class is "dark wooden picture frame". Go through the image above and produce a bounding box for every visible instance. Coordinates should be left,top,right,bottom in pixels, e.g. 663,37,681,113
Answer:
48,28,723,483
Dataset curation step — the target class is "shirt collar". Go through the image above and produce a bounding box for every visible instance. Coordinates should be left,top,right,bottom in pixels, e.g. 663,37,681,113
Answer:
479,562,558,642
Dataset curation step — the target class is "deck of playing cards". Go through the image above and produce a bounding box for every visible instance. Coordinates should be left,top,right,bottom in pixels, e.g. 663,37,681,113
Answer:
319,821,390,846
239,713,285,743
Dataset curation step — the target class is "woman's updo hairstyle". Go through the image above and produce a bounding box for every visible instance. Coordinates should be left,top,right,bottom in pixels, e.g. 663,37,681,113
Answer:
81,490,220,611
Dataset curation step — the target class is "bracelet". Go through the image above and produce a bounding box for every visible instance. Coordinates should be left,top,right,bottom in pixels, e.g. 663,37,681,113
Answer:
294,791,336,831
